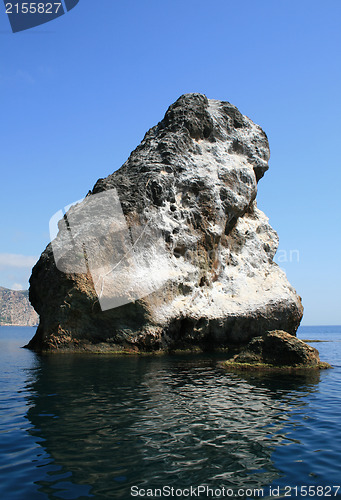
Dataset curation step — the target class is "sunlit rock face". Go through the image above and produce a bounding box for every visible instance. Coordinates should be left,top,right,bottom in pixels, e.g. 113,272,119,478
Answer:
28,93,303,352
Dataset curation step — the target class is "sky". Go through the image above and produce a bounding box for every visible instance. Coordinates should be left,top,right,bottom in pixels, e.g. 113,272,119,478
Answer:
0,0,340,325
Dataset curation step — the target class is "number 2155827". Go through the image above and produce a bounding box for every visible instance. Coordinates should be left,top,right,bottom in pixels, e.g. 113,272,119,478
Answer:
5,3,62,14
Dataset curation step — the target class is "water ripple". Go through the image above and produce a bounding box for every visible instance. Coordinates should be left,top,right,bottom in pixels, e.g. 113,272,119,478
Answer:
1,327,341,499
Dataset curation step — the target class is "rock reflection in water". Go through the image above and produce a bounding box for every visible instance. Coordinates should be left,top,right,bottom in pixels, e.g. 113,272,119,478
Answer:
24,354,320,499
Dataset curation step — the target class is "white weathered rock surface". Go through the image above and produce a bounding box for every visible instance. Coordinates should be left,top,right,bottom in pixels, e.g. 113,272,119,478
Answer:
28,94,303,352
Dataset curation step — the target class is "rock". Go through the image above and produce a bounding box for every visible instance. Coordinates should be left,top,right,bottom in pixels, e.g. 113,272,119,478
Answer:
225,330,331,371
27,93,303,352
0,286,38,326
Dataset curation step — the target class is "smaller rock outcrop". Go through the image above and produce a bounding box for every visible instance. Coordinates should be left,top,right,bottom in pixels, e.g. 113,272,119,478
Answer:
224,330,331,371
0,286,39,326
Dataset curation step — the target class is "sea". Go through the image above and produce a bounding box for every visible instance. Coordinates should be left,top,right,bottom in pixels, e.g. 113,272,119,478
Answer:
0,326,340,500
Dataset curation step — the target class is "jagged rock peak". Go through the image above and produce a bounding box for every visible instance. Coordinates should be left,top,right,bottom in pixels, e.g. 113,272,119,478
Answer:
93,94,269,198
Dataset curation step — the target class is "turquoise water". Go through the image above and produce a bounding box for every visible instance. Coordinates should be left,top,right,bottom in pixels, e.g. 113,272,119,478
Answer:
0,326,341,500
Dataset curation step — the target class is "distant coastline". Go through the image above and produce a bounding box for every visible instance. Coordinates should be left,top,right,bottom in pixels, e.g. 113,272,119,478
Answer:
0,286,38,327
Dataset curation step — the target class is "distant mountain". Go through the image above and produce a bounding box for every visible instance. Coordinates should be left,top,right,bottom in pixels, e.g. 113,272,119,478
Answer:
0,286,38,326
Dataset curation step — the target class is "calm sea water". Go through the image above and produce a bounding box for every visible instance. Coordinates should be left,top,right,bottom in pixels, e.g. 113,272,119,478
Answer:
0,326,341,500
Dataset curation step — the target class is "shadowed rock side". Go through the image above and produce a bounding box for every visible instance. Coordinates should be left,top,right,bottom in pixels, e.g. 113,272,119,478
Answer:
28,94,303,352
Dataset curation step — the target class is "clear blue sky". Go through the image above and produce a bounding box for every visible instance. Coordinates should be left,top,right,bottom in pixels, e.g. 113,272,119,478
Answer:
0,0,340,325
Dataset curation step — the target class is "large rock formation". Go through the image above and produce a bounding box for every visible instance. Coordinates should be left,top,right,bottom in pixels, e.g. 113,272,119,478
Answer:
0,286,38,326
28,94,303,352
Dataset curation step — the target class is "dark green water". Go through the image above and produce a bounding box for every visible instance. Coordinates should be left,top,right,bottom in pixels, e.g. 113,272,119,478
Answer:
1,326,341,499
